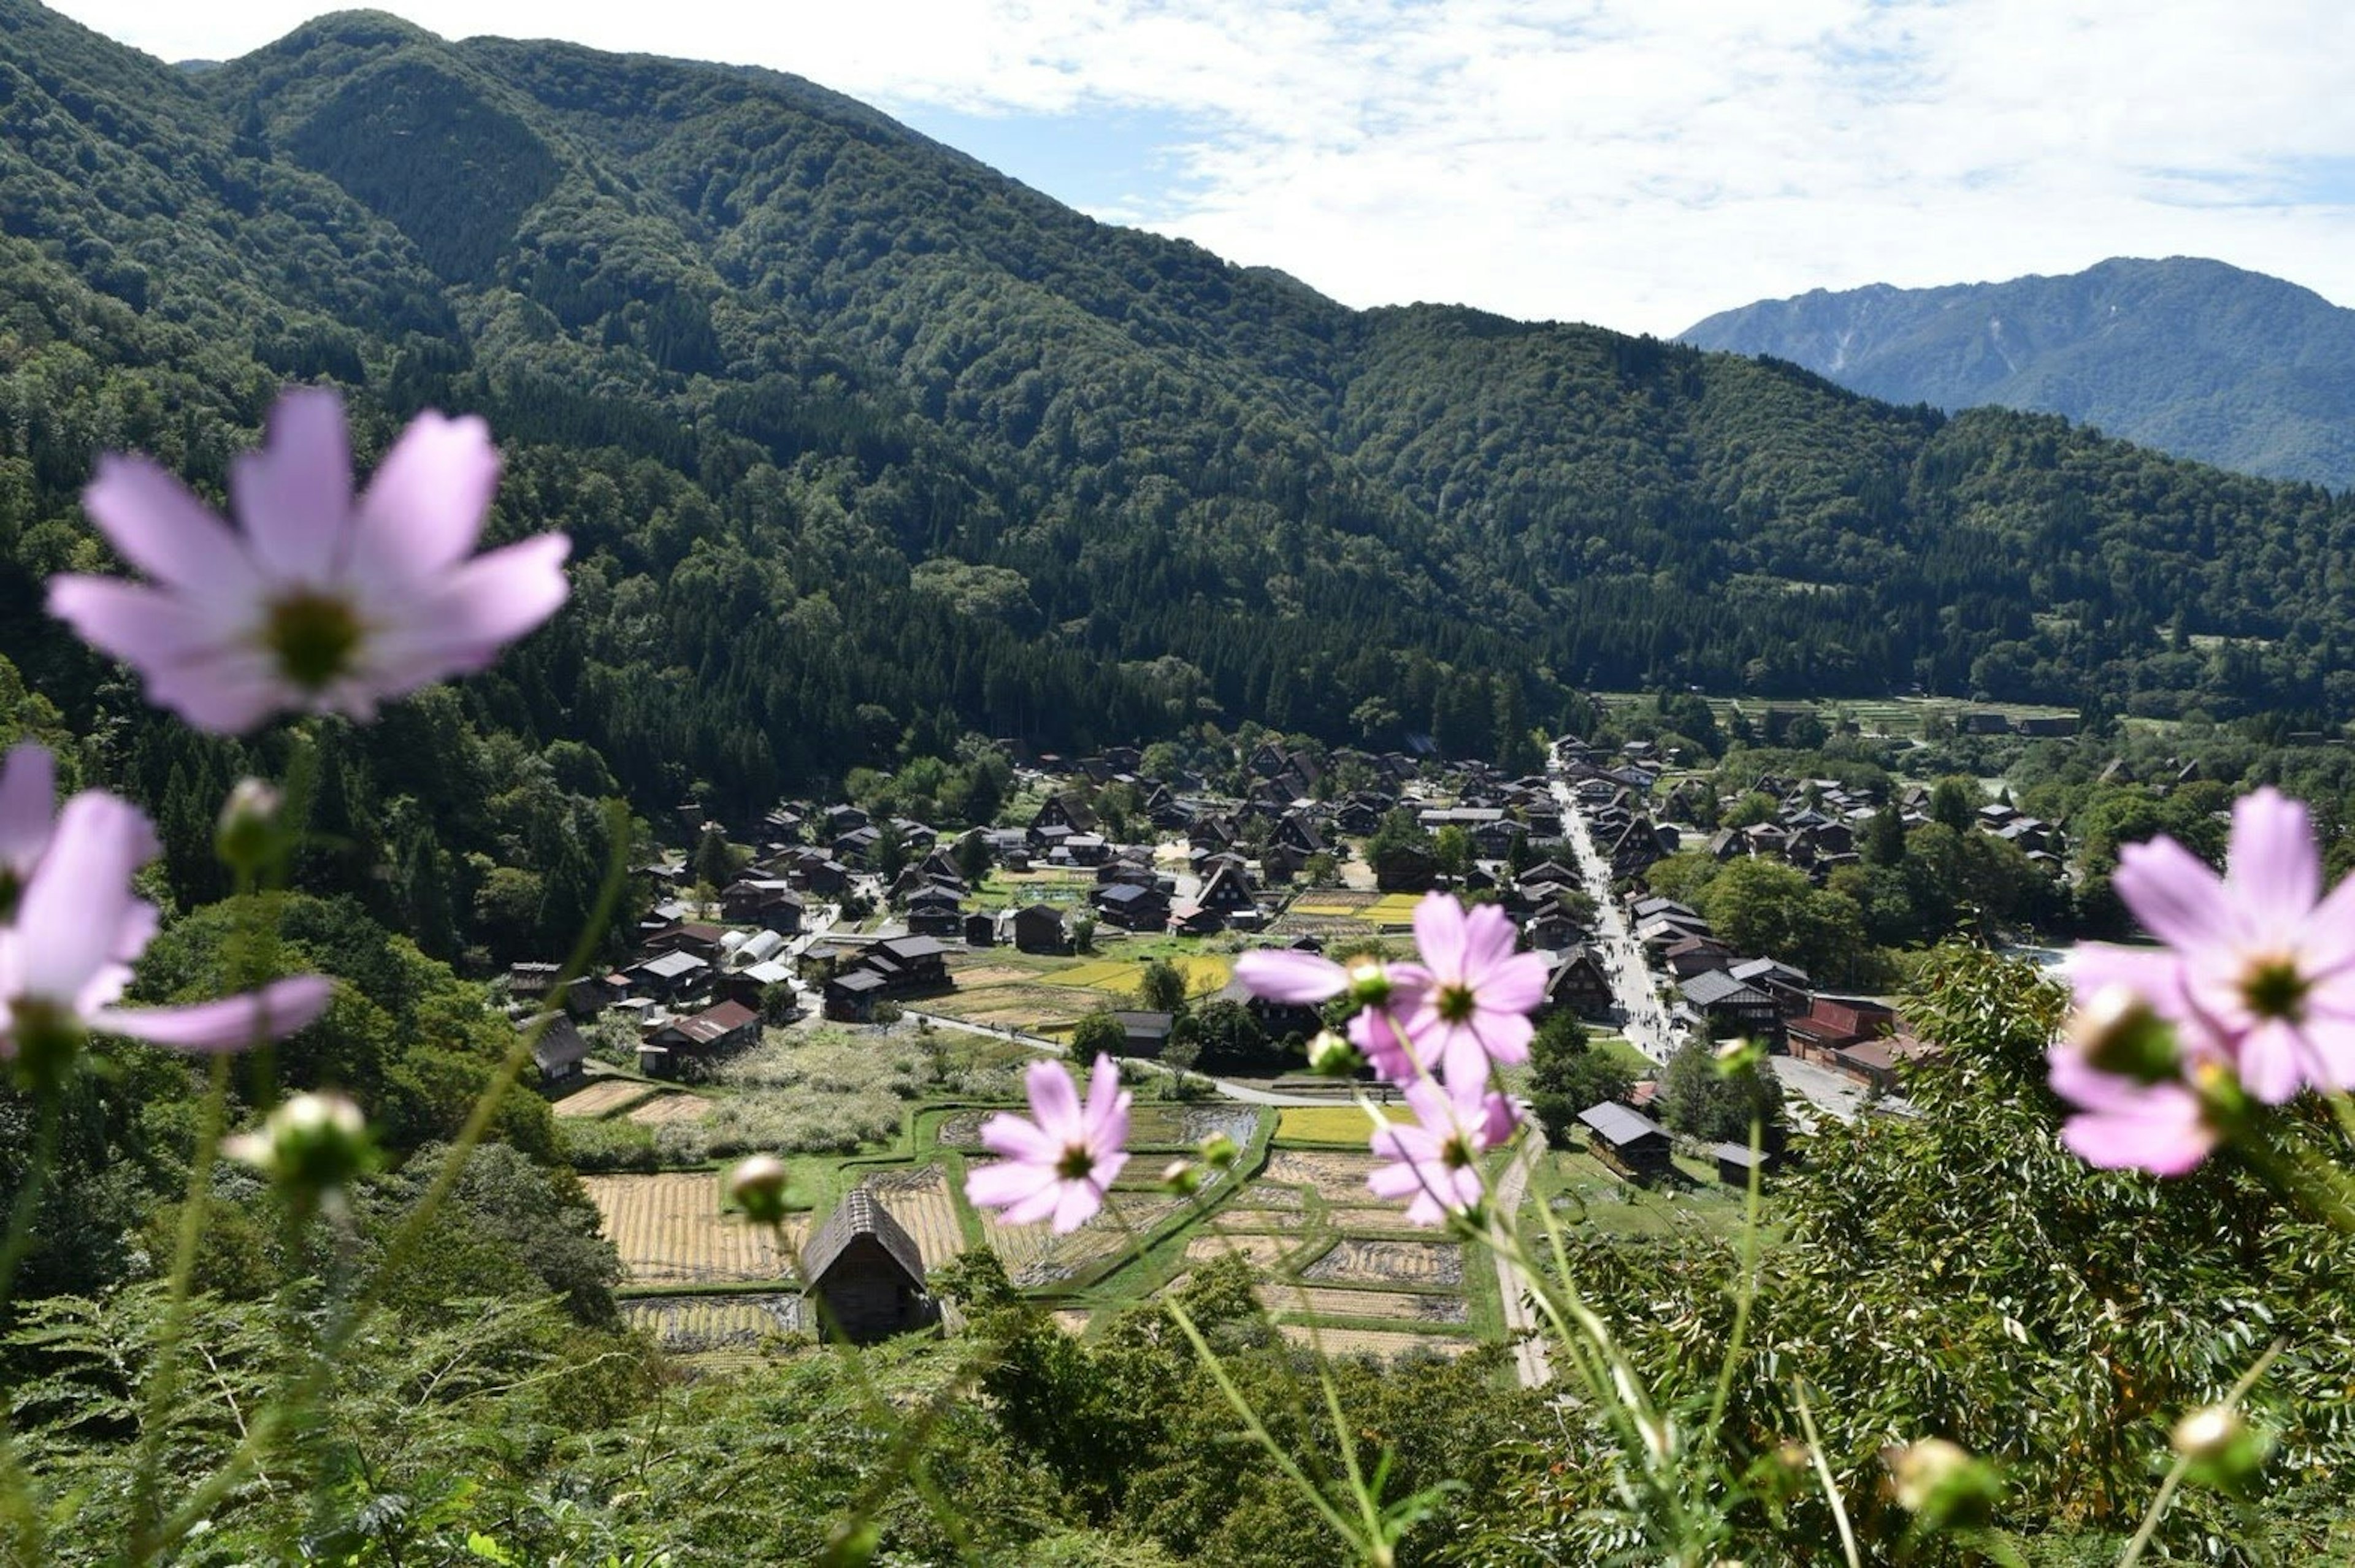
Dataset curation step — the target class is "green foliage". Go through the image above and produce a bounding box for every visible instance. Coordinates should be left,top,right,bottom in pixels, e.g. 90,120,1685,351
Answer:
1655,1039,1783,1145
1070,1010,1128,1060
1525,1013,1636,1146
1133,958,1189,1015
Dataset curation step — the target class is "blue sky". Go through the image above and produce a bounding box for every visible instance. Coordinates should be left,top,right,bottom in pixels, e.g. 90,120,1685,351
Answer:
50,1,2355,335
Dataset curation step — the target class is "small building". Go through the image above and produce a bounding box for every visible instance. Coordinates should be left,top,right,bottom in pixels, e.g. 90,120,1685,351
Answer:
800,1190,936,1344
1577,1102,1672,1176
1710,1141,1777,1188
1095,882,1171,931
647,1000,761,1065
963,911,998,947
824,969,890,1022
1108,1010,1176,1057
905,887,965,938
1012,903,1070,954
1541,947,1615,1019
1680,969,1783,1044
529,1015,589,1091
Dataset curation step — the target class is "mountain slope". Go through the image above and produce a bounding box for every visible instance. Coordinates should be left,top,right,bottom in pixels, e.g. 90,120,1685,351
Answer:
1681,257,2355,489
6,0,2355,843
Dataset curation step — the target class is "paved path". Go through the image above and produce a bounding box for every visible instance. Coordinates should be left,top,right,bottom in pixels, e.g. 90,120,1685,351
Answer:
1490,1133,1553,1388
1550,774,1683,1066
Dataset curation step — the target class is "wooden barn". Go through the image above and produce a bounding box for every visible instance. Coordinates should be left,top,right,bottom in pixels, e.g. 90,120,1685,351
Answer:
799,1190,936,1343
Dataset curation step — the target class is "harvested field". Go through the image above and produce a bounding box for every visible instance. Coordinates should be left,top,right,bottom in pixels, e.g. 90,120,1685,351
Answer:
937,1104,1257,1152
622,1293,805,1350
1277,1325,1468,1361
1230,1182,1307,1209
1264,1285,1468,1324
948,963,1039,987
1263,1149,1384,1201
1301,1238,1465,1287
625,1093,713,1127
928,984,1105,1032
854,1168,968,1268
584,1173,804,1285
551,1080,656,1119
1276,1106,1392,1145
1182,1232,1293,1270
974,1182,1184,1286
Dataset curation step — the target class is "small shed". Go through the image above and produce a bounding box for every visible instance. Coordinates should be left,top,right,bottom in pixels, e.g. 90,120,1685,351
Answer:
1711,1141,1775,1188
1577,1101,1673,1176
528,1015,589,1091
800,1190,936,1343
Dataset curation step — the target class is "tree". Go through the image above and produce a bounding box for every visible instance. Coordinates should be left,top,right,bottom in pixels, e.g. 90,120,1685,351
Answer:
873,819,909,880
1863,801,1907,865
1432,825,1474,880
954,830,994,885
1188,999,1268,1072
1929,776,1979,835
1301,851,1341,887
1656,1039,1783,1144
1699,857,1869,983
1135,958,1189,1014
1525,1014,1637,1147
692,824,740,891
1070,1011,1129,1058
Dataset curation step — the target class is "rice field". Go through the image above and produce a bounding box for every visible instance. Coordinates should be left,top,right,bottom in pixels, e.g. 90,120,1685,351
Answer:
1051,954,1233,995
583,1172,805,1286
1182,1231,1295,1270
626,1093,713,1127
622,1293,805,1350
1276,1105,1391,1145
973,1181,1185,1287
1262,1149,1385,1202
855,1168,968,1268
1263,1285,1468,1324
935,1104,1259,1152
551,1079,657,1119
1276,1325,1469,1360
924,982,1106,1033
1301,1238,1465,1288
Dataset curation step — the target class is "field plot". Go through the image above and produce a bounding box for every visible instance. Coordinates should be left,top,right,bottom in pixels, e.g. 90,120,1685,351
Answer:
626,1093,713,1128
975,1183,1184,1286
551,1080,656,1119
1182,1231,1295,1270
1052,954,1233,996
936,1104,1258,1152
946,963,1042,987
622,1293,805,1350
1263,1284,1468,1324
1302,1238,1465,1287
1277,1325,1468,1360
927,982,1106,1034
584,1173,805,1285
1276,1106,1392,1144
1263,1149,1384,1201
855,1168,968,1268
1228,1181,1308,1210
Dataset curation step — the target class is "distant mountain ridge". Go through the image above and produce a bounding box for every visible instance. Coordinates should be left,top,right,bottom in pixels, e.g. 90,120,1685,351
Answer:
1681,258,2355,490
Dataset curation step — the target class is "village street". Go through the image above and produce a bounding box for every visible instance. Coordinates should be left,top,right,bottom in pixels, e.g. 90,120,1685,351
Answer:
1549,773,1682,1066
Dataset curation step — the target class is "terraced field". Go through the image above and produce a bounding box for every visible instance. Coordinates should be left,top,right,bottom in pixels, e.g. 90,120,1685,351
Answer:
1262,1149,1385,1202
622,1293,805,1350
856,1168,968,1268
1277,1325,1469,1360
626,1093,712,1127
551,1079,656,1119
936,1104,1258,1152
584,1172,805,1285
1301,1238,1465,1288
975,1185,1185,1287
1263,1285,1468,1324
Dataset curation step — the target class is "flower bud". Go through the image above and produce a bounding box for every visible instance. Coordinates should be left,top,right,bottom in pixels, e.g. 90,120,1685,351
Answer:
2171,1404,2270,1494
215,778,286,878
1306,1029,1364,1077
2069,985,2179,1085
227,1091,375,1206
1885,1437,2001,1531
1198,1131,1240,1169
726,1154,793,1226
1346,959,1393,1007
1712,1037,1766,1077
1160,1158,1201,1196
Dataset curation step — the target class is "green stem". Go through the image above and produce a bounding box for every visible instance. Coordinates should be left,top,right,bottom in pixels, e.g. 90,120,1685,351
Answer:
0,1084,64,1304
126,1049,232,1561
1705,1112,1767,1442
1790,1379,1861,1568
2116,1340,2280,1568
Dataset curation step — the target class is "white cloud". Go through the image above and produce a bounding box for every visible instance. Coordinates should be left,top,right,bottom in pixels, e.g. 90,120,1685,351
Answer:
45,0,2355,332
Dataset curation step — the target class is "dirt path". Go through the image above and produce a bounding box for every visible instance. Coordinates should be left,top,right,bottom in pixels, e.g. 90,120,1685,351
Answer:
1492,1134,1553,1389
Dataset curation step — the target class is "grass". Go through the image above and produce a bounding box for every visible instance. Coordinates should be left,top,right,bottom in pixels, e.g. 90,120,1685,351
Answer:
1591,1036,1656,1077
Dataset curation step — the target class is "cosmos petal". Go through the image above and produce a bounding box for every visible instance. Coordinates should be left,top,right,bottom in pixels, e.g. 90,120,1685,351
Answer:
1233,948,1347,1003
350,410,502,584
80,455,261,602
229,388,353,586
0,743,55,877
93,976,333,1054
2113,837,2235,949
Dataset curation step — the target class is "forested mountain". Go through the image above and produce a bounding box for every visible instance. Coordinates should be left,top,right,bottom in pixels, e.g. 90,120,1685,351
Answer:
9,1,2355,941
1681,256,2355,490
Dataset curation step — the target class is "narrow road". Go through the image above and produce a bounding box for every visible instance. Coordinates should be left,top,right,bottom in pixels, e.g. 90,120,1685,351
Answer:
897,1008,1341,1106
1550,774,1682,1066
1490,1132,1552,1388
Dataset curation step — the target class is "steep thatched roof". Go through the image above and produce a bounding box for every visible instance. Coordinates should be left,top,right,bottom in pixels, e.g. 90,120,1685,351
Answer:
800,1190,926,1288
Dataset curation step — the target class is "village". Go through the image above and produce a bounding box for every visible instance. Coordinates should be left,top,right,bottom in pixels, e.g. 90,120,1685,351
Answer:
516,716,2078,1373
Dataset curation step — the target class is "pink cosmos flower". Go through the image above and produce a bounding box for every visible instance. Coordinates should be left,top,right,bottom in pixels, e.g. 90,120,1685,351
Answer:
50,386,569,733
1235,946,1436,1084
1396,893,1549,1089
2047,1036,2224,1176
0,757,331,1071
964,1054,1132,1233
1367,1074,1520,1226
2079,788,2355,1103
